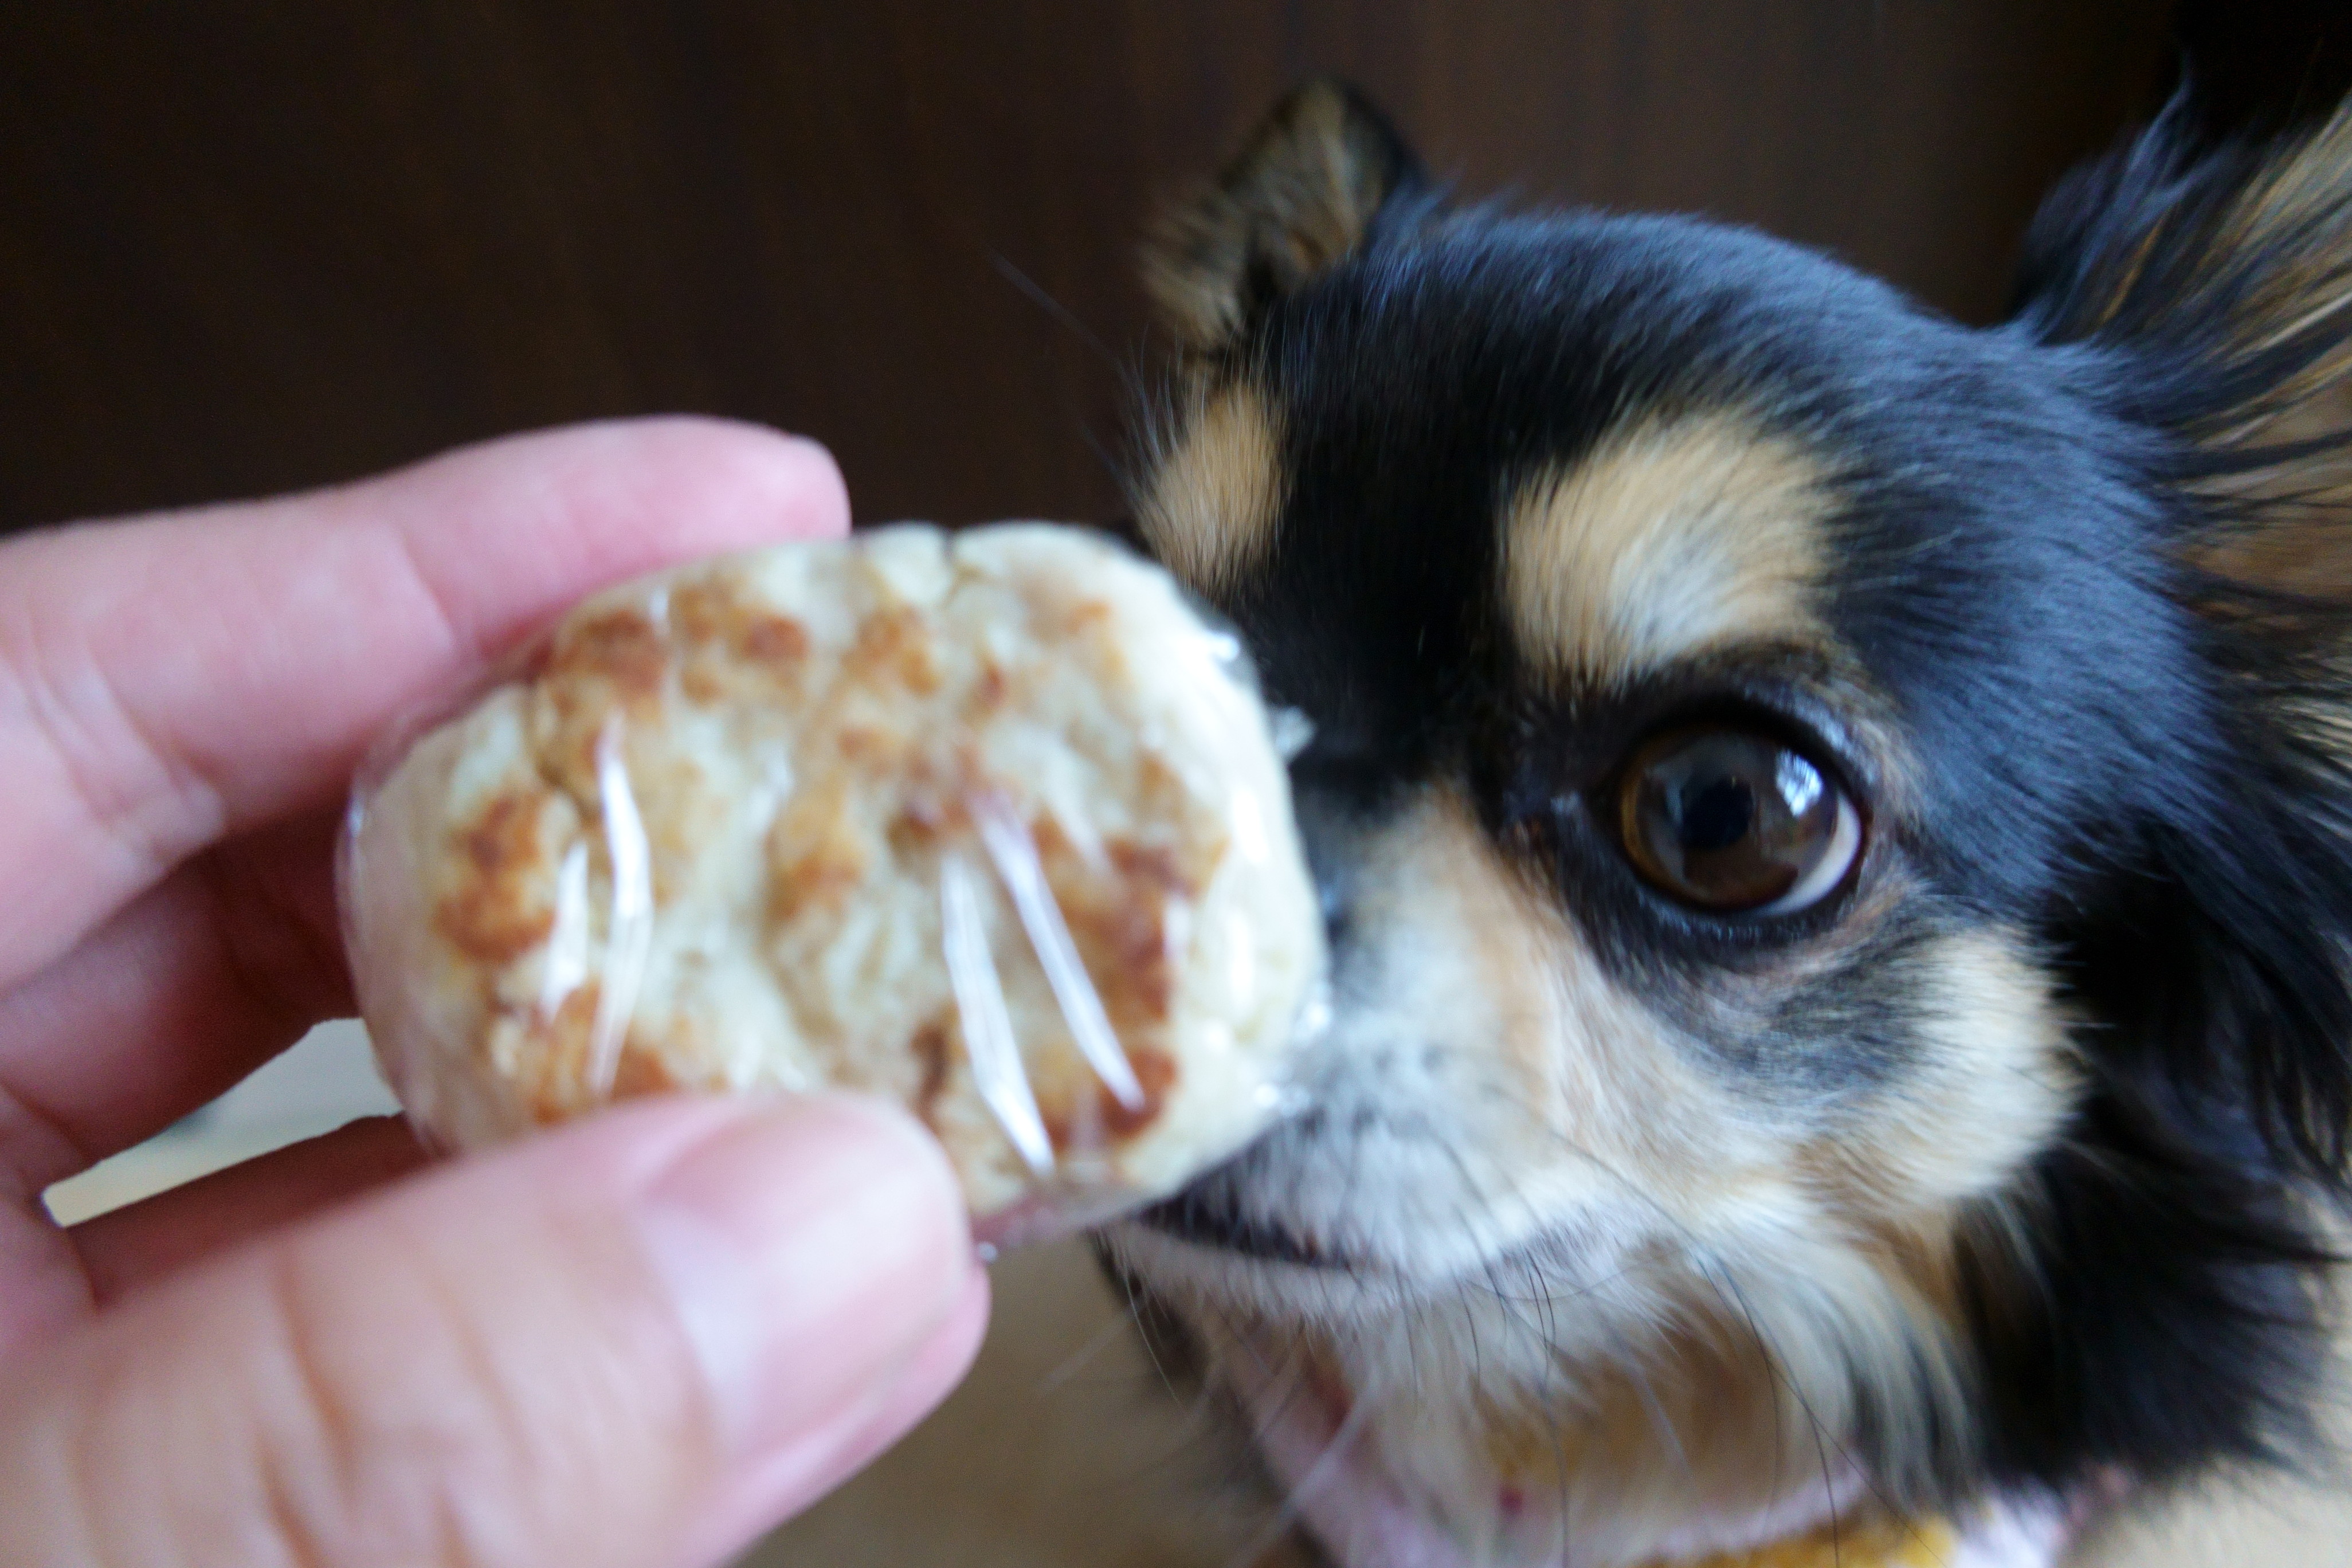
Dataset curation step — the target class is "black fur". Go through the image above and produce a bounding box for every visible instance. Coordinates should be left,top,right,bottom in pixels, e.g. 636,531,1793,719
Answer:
1140,83,2352,1522
1970,98,2352,1495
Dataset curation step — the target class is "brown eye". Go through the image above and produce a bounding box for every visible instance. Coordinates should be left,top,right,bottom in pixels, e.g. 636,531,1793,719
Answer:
1616,726,1861,915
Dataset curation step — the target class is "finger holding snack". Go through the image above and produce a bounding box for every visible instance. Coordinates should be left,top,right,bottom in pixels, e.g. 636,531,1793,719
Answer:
0,424,1025,1568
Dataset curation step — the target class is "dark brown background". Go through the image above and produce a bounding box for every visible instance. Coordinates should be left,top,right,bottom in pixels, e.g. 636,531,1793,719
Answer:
2,3,2346,534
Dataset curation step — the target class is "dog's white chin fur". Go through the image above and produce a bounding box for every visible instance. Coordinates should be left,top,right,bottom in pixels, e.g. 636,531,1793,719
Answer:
1113,1227,2073,1568
1222,1320,1864,1568
1233,1328,2071,1568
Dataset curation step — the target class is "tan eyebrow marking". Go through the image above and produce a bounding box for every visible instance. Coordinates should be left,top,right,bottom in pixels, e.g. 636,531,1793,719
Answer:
1135,384,1284,595
1500,415,1833,686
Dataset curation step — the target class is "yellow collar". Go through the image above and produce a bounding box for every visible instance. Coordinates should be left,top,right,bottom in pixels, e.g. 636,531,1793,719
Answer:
1667,1515,1961,1567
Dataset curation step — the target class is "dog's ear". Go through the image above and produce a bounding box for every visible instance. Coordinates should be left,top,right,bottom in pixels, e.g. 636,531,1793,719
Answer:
1144,79,1427,350
2017,101,2352,1185
1954,111,2352,1487
2016,100,2352,588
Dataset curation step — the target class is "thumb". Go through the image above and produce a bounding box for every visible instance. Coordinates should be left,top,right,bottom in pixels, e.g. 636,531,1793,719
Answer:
1,1094,986,1568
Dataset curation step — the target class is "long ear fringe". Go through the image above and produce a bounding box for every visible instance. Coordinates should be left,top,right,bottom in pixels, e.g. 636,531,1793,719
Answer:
1965,1084,2341,1491
2017,98,2352,586
2156,583,2352,1187
2001,603,2352,1487
1952,103,2352,1495
2015,97,2352,1193
2013,98,2352,464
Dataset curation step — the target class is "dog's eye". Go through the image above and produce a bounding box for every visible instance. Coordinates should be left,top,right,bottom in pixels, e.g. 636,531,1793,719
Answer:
1614,727,1860,915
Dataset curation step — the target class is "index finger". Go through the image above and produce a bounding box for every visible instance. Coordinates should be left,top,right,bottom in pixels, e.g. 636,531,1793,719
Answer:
0,418,849,994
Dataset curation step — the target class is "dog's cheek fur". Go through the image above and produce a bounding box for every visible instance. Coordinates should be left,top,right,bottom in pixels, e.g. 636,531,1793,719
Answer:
1118,787,2080,1541
1116,787,1728,1314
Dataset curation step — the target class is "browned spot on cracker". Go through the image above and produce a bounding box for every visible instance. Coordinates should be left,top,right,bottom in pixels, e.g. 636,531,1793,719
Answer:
1038,1041,1173,1154
885,798,954,859
514,981,601,1123
526,681,607,800
771,839,864,925
668,578,730,642
844,605,940,694
552,607,667,696
611,1040,684,1098
740,615,810,664
436,793,561,962
767,777,867,925
1102,1046,1177,1139
1131,751,1205,841
1039,1099,1073,1155
1107,838,1198,898
1028,818,1185,1032
910,1021,952,1131
513,991,704,1117
838,724,899,763
1073,899,1175,1027
1028,814,1075,863
669,576,812,683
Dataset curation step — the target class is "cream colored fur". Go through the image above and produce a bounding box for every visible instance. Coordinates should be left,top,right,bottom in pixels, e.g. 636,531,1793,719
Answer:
1093,788,2077,1565
746,1240,2352,1567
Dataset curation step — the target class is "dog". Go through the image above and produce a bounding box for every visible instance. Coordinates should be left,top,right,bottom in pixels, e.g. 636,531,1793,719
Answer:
1093,81,2352,1568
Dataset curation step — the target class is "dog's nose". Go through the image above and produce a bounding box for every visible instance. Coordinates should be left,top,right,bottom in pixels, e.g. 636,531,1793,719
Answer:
1287,755,1371,948
1292,794,1354,946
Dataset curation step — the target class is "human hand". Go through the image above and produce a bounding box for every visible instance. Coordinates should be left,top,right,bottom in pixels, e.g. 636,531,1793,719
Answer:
0,421,989,1567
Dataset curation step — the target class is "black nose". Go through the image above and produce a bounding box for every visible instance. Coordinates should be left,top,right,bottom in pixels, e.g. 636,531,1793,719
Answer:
1287,750,1378,948
1291,793,1354,945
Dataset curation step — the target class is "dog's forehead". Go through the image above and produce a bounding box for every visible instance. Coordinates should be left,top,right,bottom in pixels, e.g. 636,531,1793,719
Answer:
1139,210,2200,908
1151,215,1916,696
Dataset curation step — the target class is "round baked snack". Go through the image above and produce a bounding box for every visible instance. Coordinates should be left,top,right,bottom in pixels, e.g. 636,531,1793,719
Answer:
342,524,1323,1239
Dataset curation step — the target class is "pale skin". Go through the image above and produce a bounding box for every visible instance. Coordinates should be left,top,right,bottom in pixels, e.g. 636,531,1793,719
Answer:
0,420,990,1568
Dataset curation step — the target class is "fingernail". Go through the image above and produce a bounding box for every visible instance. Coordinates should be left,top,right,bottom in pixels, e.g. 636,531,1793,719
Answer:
635,1095,970,1461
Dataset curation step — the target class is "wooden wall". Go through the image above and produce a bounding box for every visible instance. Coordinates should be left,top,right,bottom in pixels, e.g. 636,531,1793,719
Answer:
0,4,2246,532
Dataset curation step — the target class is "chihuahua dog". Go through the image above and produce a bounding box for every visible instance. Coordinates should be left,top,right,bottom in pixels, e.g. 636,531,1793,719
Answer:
1098,83,2352,1568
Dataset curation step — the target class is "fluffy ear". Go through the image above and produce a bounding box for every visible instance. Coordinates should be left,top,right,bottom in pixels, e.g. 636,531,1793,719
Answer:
1144,79,1427,350
1952,109,2352,1493
2016,100,2352,579
2017,102,2352,1184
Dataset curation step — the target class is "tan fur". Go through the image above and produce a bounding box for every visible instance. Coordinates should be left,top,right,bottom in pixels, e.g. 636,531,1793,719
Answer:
2166,117,2352,771
2213,111,2352,377
752,1234,2352,1567
1501,418,1837,688
1136,386,1286,595
2187,381,2352,597
2174,112,2352,566
2089,110,2352,393
1113,775,2077,1563
1105,84,2201,1566
1833,931,2079,1210
1116,387,2076,1566
1144,81,1409,349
